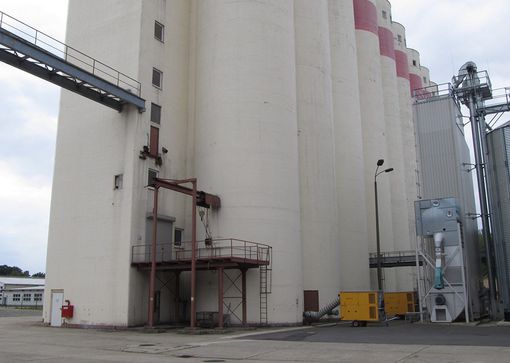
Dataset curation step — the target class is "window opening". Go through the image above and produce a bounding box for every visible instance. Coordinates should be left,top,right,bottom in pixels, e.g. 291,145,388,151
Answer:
154,21,164,42
150,103,161,124
152,68,163,89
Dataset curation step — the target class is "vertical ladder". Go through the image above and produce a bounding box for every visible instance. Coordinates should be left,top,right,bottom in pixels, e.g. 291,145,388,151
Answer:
259,264,271,325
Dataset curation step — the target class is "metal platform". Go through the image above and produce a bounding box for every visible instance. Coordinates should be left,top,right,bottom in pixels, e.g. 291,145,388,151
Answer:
369,250,423,268
0,11,145,112
132,238,271,271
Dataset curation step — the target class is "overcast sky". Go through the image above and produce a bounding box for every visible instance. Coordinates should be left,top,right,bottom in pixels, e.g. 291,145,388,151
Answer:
0,0,509,274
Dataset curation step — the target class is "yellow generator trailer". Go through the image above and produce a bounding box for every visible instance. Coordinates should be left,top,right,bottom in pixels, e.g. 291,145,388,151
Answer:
339,291,380,327
384,291,416,317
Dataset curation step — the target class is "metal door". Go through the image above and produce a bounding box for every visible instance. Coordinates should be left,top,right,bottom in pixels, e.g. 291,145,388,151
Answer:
50,291,64,327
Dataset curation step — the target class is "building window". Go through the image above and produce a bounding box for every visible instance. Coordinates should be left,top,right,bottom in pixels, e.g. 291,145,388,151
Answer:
382,10,387,19
152,68,163,89
114,174,123,190
13,294,20,302
23,293,31,302
150,103,161,124
148,169,158,187
174,228,183,246
397,34,402,43
423,76,427,83
412,60,417,66
150,126,159,157
154,21,164,42
34,293,43,301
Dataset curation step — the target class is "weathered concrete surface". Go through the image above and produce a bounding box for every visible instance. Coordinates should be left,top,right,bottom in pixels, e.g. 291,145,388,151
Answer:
1,316,510,362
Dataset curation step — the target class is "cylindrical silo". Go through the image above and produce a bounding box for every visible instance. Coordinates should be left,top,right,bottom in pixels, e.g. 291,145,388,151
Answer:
354,0,394,289
407,48,423,95
392,21,418,290
193,0,303,324
420,65,431,89
376,0,409,291
328,0,370,291
295,0,340,306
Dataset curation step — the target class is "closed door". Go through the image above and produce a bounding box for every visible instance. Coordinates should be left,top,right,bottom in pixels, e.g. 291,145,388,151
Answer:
50,292,64,327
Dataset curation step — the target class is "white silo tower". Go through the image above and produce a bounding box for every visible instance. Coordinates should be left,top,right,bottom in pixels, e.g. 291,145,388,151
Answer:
295,0,341,307
407,48,423,95
328,0,370,291
391,21,420,290
193,0,303,324
354,0,395,289
420,66,431,88
376,0,410,291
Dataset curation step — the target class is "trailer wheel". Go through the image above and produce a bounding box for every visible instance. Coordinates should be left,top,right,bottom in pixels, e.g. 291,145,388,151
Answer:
351,320,360,327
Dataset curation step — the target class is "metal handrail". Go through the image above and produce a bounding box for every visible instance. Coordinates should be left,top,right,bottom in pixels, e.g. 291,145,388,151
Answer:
131,238,272,265
0,11,141,96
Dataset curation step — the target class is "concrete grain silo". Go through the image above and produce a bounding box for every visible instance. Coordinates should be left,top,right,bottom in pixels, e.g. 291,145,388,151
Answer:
392,21,419,290
294,0,340,308
193,0,303,324
407,48,423,95
328,0,370,291
353,0,394,289
39,0,436,328
375,0,410,291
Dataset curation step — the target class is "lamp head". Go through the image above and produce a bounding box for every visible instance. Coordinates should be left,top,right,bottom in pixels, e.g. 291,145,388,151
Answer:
384,168,394,173
377,159,384,166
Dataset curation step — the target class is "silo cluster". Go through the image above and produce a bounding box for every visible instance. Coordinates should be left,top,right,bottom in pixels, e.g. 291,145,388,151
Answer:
45,0,436,327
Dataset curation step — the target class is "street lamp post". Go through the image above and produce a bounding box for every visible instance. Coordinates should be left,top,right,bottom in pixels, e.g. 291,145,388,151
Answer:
374,159,394,292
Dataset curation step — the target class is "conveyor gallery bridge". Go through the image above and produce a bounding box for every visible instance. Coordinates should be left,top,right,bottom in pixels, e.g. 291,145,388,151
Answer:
0,11,145,111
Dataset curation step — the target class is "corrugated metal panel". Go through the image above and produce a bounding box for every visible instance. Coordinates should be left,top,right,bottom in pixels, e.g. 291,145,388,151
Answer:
487,125,510,311
413,95,481,317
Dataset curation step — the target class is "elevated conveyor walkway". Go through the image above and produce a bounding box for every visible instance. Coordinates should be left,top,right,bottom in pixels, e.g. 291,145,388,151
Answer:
0,11,145,112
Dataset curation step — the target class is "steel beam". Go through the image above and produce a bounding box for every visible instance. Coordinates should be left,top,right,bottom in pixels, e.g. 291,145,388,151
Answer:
0,28,145,111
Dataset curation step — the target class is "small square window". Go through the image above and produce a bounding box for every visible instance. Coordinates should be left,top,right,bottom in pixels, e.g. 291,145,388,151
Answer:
150,103,161,124
152,68,163,89
148,169,158,187
397,34,402,43
412,60,417,66
114,174,123,190
423,76,427,83
382,10,387,19
154,21,164,42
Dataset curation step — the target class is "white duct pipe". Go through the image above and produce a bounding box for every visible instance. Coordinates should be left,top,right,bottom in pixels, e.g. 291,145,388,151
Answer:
434,232,444,289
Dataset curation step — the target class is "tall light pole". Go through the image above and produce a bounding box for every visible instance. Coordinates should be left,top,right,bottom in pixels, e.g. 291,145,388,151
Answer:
374,159,394,291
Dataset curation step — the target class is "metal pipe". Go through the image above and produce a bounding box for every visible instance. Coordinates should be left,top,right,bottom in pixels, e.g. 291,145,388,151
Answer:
190,179,197,328
148,186,159,328
375,178,382,291
467,86,497,317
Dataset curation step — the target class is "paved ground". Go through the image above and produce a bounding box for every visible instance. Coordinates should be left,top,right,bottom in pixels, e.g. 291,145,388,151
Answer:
0,306,42,318
1,312,510,362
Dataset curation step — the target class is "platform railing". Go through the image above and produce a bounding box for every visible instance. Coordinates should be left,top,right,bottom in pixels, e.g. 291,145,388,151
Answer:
0,11,141,96
131,238,272,265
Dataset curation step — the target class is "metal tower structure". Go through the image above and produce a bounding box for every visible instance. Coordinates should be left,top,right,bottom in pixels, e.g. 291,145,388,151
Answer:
452,62,510,318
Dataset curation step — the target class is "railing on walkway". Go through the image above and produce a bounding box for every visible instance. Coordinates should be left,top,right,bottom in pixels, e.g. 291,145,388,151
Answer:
0,11,141,96
132,238,272,266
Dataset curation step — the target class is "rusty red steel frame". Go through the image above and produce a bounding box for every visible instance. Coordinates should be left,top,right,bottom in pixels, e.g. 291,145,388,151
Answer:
147,178,220,329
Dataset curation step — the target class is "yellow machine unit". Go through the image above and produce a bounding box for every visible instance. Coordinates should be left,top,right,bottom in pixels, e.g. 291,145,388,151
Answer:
384,292,415,317
339,291,380,326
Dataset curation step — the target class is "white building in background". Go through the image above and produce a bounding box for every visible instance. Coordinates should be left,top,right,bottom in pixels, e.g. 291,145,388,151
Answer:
0,277,45,306
44,0,435,327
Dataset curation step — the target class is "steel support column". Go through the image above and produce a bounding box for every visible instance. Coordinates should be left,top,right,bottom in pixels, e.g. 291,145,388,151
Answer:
218,267,224,329
175,271,180,323
148,187,159,328
242,269,247,326
191,180,197,328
